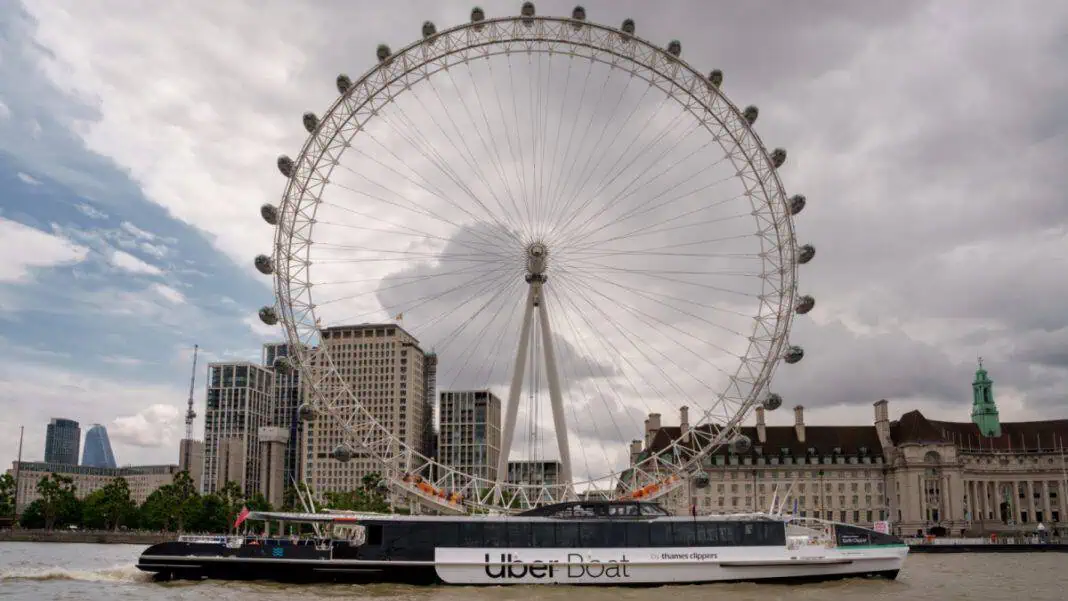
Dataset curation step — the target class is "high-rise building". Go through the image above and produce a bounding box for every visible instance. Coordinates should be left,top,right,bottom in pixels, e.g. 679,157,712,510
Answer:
507,459,562,487
258,426,289,508
438,390,502,482
178,439,205,492
301,324,431,494
81,424,117,468
202,362,274,495
422,352,438,460
45,418,80,465
263,342,303,491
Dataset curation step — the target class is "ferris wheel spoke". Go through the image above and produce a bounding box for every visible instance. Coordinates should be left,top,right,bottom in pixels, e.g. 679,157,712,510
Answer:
559,140,727,247
448,67,529,238
568,192,749,252
554,268,738,383
550,89,673,238
320,264,513,327
312,262,509,307
439,279,524,392
546,277,690,411
553,100,690,240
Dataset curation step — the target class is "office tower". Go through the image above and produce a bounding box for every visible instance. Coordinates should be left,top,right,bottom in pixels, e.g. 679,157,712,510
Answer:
81,424,117,468
44,418,80,465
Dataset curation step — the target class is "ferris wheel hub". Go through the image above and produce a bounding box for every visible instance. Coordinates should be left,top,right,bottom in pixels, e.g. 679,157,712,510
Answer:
525,241,549,277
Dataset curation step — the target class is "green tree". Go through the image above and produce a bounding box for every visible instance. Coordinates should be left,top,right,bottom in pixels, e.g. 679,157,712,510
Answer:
36,473,77,530
170,470,199,532
0,473,15,517
193,494,230,533
82,478,136,531
139,485,176,531
18,499,45,528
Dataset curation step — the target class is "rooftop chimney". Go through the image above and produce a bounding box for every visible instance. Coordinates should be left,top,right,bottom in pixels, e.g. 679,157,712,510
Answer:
794,405,805,443
680,406,690,443
645,412,661,447
755,406,767,444
629,439,643,465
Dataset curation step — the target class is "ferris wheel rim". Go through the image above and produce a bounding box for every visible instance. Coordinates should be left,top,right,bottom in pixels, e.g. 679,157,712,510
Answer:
269,11,800,507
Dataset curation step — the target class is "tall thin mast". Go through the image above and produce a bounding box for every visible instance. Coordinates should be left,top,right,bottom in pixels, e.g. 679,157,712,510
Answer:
184,344,199,440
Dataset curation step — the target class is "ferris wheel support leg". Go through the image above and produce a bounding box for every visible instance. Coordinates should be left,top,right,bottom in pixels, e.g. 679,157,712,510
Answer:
497,283,537,488
535,282,573,496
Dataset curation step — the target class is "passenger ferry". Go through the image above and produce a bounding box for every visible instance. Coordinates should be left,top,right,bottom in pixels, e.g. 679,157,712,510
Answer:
136,500,907,585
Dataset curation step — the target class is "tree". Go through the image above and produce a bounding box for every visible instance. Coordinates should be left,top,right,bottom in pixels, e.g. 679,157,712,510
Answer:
0,473,15,517
36,473,77,530
170,470,199,532
83,478,136,531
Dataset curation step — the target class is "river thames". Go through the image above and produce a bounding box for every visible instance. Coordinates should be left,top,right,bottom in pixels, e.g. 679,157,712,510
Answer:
0,542,1062,600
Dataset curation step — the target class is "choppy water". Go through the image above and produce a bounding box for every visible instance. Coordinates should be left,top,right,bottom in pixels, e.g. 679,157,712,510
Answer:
0,542,1062,601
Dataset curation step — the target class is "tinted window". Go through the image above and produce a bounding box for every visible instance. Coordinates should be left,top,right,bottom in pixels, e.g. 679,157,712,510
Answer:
605,523,628,547
625,522,649,547
578,523,606,547
435,522,458,547
556,523,580,546
483,523,508,547
717,524,738,545
459,522,483,547
649,523,672,546
531,523,555,547
507,522,530,547
672,523,696,546
694,523,719,545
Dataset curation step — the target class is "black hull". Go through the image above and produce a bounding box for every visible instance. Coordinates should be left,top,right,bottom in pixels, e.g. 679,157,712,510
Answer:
137,557,899,586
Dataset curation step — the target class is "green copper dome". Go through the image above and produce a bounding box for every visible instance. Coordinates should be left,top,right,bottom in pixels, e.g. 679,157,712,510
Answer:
971,357,1001,438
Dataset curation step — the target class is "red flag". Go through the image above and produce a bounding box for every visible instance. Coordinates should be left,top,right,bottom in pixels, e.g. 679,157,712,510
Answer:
234,505,250,529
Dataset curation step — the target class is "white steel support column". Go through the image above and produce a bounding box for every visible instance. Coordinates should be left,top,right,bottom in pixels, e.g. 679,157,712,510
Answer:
497,284,537,484
536,282,573,491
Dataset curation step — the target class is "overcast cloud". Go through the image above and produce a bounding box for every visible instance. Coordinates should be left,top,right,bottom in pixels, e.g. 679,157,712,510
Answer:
1,0,1066,480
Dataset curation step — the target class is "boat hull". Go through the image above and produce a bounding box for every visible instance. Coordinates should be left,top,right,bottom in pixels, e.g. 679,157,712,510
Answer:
137,544,907,585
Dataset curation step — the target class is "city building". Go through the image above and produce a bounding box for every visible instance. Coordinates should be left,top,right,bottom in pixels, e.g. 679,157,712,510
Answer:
44,418,80,465
438,390,502,482
81,424,117,468
423,352,438,462
301,324,432,495
263,342,304,490
202,361,275,495
507,459,561,487
7,461,179,511
258,426,289,508
178,439,204,492
634,361,1068,537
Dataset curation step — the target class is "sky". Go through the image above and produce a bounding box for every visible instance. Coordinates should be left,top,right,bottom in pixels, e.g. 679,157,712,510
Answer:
1,0,1066,478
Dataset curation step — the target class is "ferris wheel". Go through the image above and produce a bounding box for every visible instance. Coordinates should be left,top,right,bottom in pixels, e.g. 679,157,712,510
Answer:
254,3,816,513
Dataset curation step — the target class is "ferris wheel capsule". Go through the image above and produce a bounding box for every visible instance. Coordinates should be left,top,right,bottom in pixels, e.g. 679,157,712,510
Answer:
795,295,815,315
521,2,535,26
258,306,278,325
708,69,723,88
336,74,352,94
762,392,783,411
743,105,759,125
302,112,319,134
297,403,317,422
422,21,437,38
273,355,292,372
471,6,485,29
332,444,353,463
376,44,392,62
783,345,805,364
260,203,279,225
731,435,752,454
571,5,586,28
789,194,806,215
254,254,274,275
693,472,710,488
770,148,787,168
277,155,294,178
797,244,816,264
667,40,681,57
621,18,635,39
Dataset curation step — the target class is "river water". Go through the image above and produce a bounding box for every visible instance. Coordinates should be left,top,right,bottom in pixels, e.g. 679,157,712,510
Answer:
0,542,1061,601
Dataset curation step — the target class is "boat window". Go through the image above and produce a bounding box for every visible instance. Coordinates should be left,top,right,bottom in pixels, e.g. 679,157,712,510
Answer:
507,522,530,547
672,523,697,546
608,503,639,517
639,504,664,516
556,504,599,518
649,523,672,546
459,522,483,547
578,523,607,547
435,522,459,547
366,524,383,546
483,523,508,547
694,523,719,545
625,522,649,547
531,523,555,547
717,524,739,545
555,523,580,546
605,523,628,547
